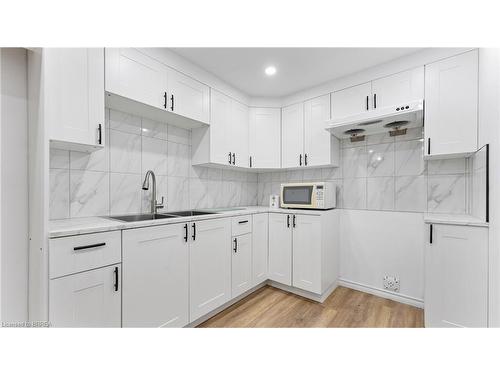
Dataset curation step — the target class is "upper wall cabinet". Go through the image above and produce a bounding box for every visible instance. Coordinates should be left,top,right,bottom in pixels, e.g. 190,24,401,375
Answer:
192,89,250,168
249,108,281,169
45,48,105,152
424,50,479,158
282,95,339,169
331,67,424,120
105,48,210,129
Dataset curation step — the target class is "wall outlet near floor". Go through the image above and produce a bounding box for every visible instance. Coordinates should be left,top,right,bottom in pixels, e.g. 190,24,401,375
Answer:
383,276,400,292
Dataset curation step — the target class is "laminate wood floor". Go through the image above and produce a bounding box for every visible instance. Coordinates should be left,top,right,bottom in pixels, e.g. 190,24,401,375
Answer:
198,286,424,328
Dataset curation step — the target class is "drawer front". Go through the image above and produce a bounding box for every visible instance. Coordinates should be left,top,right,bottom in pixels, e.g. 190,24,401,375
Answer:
232,215,252,236
50,231,121,279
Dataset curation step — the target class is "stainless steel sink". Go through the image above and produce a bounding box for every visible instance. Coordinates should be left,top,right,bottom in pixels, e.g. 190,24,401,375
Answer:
166,210,217,217
109,213,179,222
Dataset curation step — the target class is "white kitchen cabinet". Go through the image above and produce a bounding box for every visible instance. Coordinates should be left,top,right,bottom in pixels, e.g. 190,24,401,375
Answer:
167,68,210,124
304,94,339,167
190,218,232,322
231,99,250,167
371,67,424,109
248,107,281,169
252,213,269,286
424,50,479,157
105,48,168,110
292,215,322,294
282,102,305,168
45,48,104,151
122,223,189,328
268,213,293,285
331,82,371,120
49,264,121,327
231,233,253,297
425,224,488,328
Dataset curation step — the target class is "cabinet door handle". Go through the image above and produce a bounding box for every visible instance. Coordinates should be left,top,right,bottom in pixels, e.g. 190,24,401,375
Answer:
299,154,302,166
183,223,188,242
232,153,236,165
97,124,102,145
170,94,174,111
228,152,232,165
429,224,433,244
163,91,167,109
304,154,308,166
249,156,252,168
427,138,431,155
238,220,248,224
233,238,238,253
293,214,296,228
192,222,196,241
373,93,377,109
114,266,119,292
287,214,290,228
366,96,369,111
73,242,106,251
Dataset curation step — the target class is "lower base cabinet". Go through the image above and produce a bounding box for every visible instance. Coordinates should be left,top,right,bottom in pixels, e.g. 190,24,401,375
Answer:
231,233,253,297
252,213,269,286
190,218,232,322
122,223,189,328
425,224,488,327
49,264,121,327
268,213,293,285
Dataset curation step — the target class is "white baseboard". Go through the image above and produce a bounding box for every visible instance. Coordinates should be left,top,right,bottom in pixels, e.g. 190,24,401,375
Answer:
338,278,424,309
267,281,338,303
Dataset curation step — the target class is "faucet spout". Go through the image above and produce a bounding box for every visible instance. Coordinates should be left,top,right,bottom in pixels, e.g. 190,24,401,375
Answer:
142,170,164,214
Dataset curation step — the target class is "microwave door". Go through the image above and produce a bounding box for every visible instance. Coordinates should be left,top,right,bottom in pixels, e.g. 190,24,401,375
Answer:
283,186,313,206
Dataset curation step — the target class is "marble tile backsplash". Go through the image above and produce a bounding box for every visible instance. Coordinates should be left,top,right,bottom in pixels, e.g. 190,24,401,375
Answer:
49,109,258,220
257,127,471,214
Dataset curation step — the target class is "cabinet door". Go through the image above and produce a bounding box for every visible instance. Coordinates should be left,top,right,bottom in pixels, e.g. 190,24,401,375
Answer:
168,68,210,124
232,233,253,297
49,264,121,327
371,67,424,109
425,224,488,327
190,218,231,322
282,103,304,168
210,89,232,165
292,215,322,294
122,223,189,328
424,50,478,156
268,213,292,285
252,213,269,286
249,108,281,168
45,48,104,147
304,94,333,167
231,100,249,167
331,82,371,120
105,48,168,110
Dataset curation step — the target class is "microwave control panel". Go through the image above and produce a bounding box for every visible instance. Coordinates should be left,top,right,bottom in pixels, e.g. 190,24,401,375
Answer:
315,185,324,208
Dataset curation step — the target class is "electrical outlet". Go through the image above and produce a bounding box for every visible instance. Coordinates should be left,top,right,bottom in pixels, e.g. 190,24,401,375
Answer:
383,276,400,292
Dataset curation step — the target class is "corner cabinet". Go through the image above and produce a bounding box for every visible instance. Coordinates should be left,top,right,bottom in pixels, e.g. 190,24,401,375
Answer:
425,223,488,327
282,95,339,169
249,108,281,168
44,48,105,151
105,48,210,128
424,50,479,158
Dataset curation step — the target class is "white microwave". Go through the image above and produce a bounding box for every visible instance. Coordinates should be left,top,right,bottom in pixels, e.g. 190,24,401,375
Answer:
280,182,336,210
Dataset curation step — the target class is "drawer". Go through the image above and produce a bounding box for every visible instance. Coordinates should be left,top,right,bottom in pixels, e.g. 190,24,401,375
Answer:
232,215,252,236
49,231,121,279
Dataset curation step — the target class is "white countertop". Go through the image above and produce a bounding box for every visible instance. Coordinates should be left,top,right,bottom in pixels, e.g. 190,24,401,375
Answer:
49,206,332,238
423,213,489,227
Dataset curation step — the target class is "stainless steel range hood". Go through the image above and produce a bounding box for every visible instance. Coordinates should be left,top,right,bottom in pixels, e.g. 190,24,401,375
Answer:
325,99,424,139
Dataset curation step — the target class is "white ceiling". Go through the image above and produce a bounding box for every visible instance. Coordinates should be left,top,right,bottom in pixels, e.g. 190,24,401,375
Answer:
171,48,423,97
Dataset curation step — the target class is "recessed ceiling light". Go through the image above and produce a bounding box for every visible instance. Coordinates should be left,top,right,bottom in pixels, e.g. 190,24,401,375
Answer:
265,66,277,76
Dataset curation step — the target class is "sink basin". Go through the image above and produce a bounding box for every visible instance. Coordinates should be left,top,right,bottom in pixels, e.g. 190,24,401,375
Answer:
109,213,179,222
166,210,217,217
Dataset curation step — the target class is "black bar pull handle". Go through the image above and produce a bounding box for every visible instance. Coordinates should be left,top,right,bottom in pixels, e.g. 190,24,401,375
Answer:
287,214,290,228
232,152,236,165
429,224,433,244
233,238,238,253
293,214,296,228
427,138,431,155
114,266,119,292
74,242,106,251
249,156,252,168
192,222,196,241
228,152,232,165
304,154,308,166
299,154,302,166
163,91,167,109
97,124,102,145
170,94,174,111
366,96,369,111
238,220,248,224
374,93,377,109
184,224,188,242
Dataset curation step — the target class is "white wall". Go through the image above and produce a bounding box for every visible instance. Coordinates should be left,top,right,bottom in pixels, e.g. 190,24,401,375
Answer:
0,48,29,322
339,210,424,307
